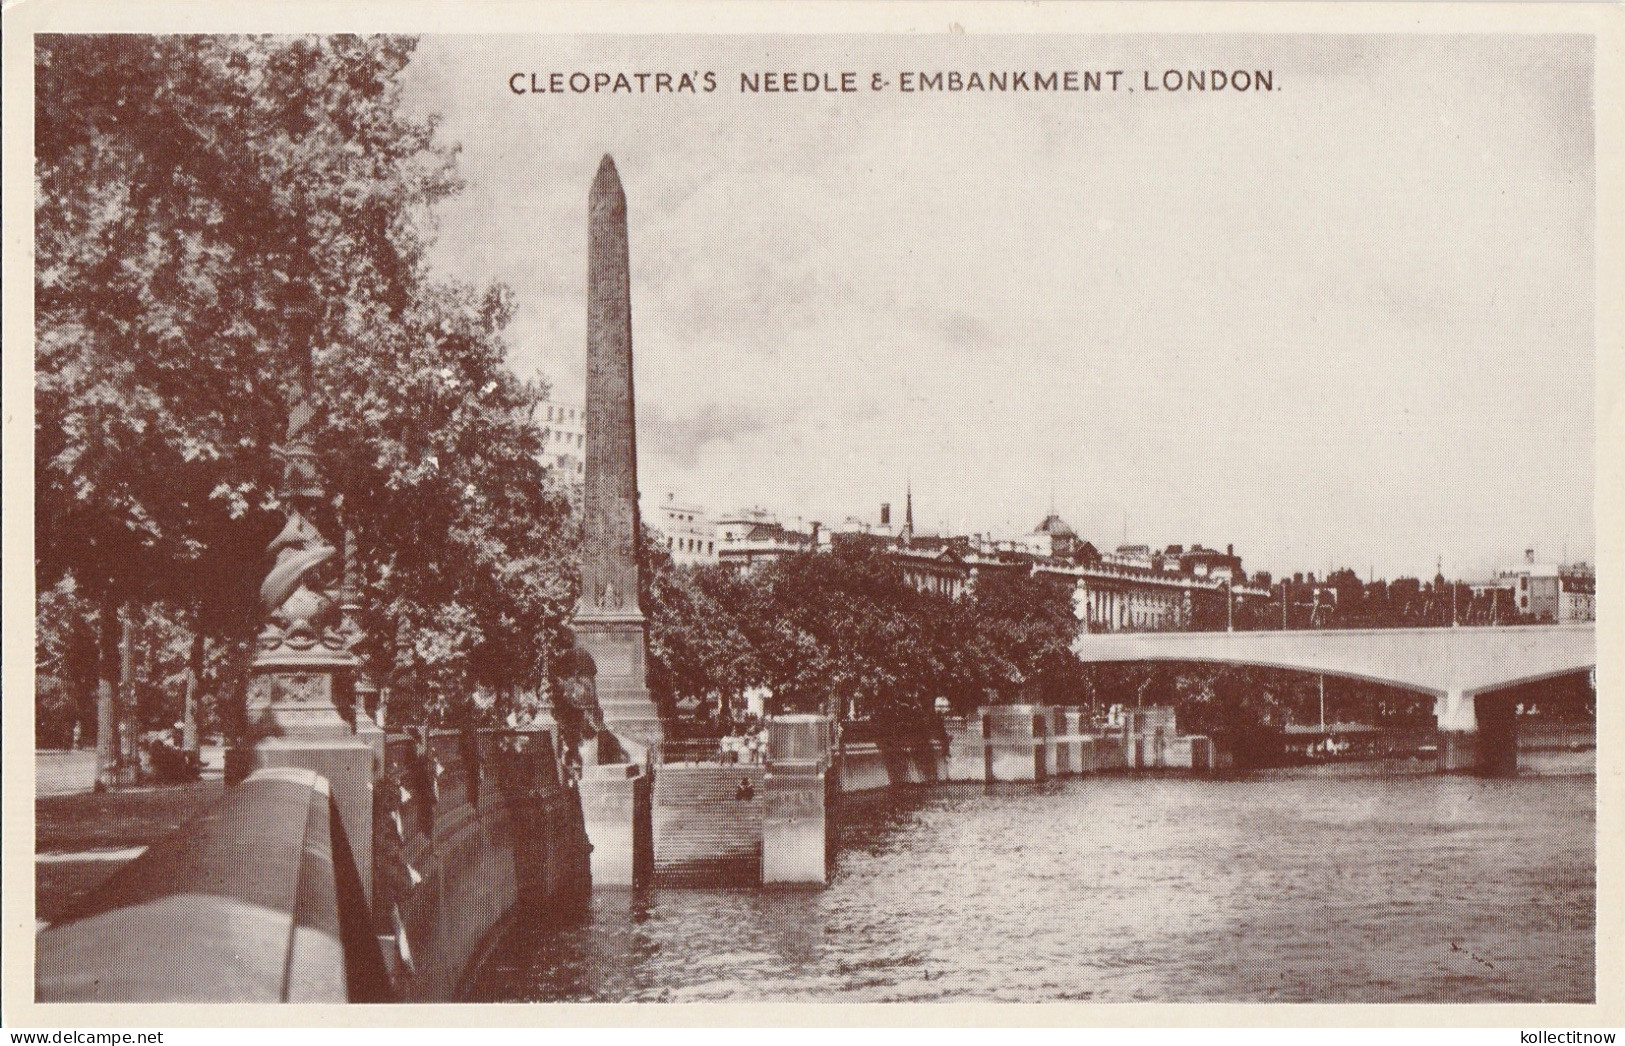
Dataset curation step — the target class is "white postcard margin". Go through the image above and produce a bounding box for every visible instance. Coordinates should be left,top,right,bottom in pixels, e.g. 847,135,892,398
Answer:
3,0,1621,1029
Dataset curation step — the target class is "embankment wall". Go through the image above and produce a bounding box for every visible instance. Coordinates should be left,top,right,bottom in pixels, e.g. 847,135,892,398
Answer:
373,729,590,1001
36,728,590,1004
836,742,944,793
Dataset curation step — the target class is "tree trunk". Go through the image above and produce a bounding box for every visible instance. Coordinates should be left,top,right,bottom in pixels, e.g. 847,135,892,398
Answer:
183,629,204,754
224,639,250,745
120,604,139,780
70,616,99,749
94,597,120,790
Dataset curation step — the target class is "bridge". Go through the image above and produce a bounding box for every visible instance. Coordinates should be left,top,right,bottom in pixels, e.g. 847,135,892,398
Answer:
1073,623,1596,771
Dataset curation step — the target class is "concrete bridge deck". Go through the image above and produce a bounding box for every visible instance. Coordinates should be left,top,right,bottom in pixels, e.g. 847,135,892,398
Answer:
1074,623,1596,770
1073,624,1594,697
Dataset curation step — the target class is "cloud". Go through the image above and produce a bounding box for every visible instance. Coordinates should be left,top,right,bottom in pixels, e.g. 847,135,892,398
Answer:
934,309,994,350
639,399,783,467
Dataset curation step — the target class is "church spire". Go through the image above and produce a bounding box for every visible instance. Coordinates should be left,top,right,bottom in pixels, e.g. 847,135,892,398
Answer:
900,477,914,547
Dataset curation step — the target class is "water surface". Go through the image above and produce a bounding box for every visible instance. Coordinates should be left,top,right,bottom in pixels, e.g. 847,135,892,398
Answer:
469,757,1594,1003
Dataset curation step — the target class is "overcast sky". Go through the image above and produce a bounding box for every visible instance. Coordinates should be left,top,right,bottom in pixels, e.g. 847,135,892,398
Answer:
400,33,1594,581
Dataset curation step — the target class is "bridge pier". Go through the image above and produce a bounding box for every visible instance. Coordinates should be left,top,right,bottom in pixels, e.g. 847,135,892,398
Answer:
1471,691,1518,776
1433,688,1517,775
1433,689,1477,772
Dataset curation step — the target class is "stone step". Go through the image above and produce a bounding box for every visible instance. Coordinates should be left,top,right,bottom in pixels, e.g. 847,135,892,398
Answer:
652,766,766,870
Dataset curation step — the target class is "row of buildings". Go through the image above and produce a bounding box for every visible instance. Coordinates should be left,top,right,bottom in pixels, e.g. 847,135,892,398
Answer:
543,396,1260,625
542,400,1593,630
1472,550,1595,624
648,485,1274,633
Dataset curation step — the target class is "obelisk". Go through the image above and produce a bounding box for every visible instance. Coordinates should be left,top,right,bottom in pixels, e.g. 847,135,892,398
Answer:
572,154,664,762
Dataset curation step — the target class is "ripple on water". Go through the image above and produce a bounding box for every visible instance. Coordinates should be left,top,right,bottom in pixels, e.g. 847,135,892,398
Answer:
469,766,1594,1003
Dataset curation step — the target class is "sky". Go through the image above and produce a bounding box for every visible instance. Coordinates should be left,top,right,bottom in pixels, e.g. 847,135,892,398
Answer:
399,33,1595,582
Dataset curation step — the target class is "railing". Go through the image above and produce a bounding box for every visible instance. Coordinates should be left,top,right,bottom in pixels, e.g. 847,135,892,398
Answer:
658,738,765,766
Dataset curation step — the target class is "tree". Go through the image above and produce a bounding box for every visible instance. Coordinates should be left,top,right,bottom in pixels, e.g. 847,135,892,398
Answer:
318,281,577,725
36,36,455,612
646,562,759,728
35,36,577,765
35,579,100,747
964,568,1090,709
642,549,1100,740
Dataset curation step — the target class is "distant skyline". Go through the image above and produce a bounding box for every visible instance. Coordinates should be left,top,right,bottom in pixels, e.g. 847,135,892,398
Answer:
400,33,1595,582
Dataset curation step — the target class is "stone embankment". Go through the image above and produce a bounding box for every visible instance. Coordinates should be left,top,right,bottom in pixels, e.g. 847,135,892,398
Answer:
36,728,590,1004
642,706,1215,886
652,764,766,881
838,704,1212,792
36,709,1208,1000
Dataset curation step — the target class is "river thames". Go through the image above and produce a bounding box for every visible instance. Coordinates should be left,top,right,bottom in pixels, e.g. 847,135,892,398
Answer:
468,755,1594,1003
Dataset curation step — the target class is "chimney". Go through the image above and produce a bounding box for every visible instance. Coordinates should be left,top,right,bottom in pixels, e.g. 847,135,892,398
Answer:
1226,544,1234,556
880,503,891,527
1525,548,1536,564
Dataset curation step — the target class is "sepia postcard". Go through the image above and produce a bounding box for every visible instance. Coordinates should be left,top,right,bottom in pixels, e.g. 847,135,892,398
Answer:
4,0,1622,1032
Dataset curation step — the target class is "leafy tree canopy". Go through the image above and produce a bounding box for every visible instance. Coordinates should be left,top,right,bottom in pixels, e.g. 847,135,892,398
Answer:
36,35,576,730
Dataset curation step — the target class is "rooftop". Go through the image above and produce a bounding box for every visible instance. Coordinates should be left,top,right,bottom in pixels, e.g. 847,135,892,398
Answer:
1033,514,1078,537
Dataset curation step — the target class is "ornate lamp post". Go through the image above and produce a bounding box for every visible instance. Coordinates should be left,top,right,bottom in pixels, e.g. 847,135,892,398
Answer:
233,289,378,898
243,392,362,736
240,276,378,745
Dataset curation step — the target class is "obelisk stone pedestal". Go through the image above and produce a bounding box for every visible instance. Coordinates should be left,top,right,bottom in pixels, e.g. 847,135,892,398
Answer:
574,616,663,764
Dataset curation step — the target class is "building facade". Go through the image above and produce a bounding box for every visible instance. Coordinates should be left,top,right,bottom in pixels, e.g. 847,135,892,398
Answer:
1483,550,1596,623
1559,565,1596,622
715,517,814,573
636,489,1275,633
653,492,717,566
539,400,585,481
1064,565,1195,631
